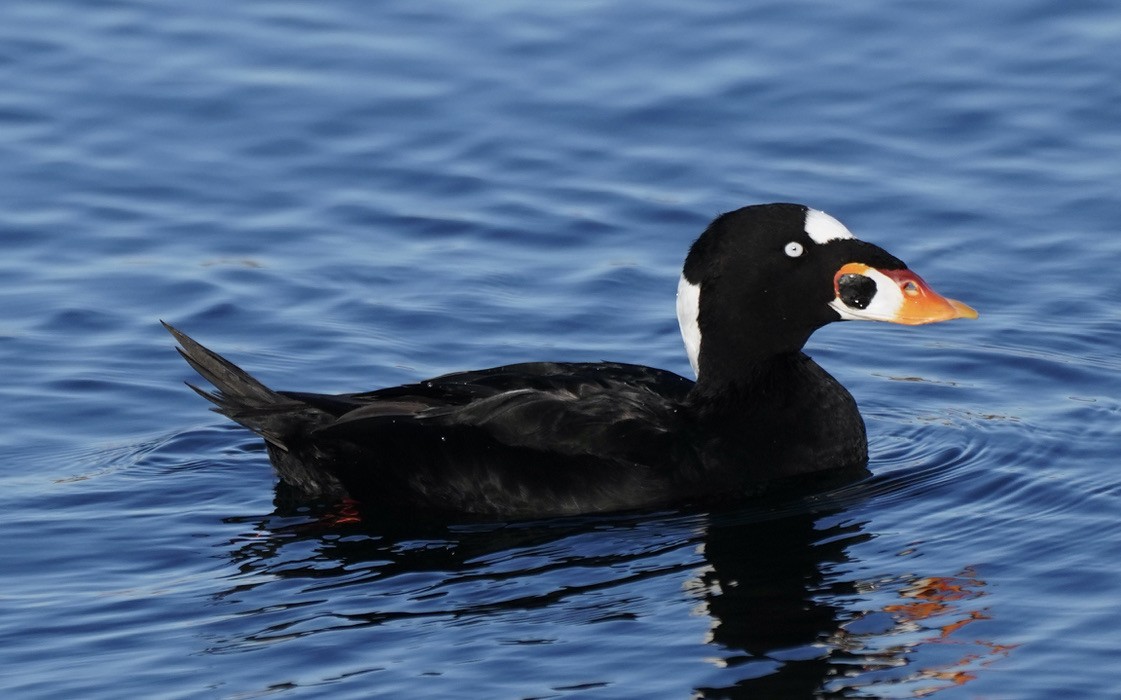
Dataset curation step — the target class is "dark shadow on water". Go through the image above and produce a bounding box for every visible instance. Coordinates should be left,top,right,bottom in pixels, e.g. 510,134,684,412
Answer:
212,480,1006,697
693,506,870,698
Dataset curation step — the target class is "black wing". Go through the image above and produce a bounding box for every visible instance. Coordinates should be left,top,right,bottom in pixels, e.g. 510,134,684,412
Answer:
290,363,697,515
311,361,693,460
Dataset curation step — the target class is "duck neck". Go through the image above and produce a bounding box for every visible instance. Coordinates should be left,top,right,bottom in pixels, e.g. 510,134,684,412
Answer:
684,350,868,483
676,273,818,392
688,351,808,407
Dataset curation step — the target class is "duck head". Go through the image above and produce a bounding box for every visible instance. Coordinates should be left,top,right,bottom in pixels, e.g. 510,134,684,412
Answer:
676,203,977,389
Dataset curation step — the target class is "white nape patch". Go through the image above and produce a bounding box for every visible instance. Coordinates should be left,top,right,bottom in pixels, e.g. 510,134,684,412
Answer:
676,274,702,378
829,267,905,322
804,209,854,245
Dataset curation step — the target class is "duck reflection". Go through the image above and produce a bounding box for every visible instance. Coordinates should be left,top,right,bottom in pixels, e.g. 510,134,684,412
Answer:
215,483,1008,696
692,509,1012,697
690,507,870,698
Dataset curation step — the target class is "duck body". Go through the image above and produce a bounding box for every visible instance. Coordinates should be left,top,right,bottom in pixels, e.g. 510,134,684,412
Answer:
168,203,974,519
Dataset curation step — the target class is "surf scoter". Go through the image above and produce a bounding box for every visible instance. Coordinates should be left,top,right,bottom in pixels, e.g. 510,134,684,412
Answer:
166,203,976,518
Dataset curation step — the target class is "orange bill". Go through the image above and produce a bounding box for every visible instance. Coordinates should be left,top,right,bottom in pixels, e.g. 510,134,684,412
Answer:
834,263,978,325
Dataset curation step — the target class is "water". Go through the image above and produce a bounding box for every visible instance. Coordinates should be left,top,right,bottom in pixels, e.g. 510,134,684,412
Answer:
2,1,1120,697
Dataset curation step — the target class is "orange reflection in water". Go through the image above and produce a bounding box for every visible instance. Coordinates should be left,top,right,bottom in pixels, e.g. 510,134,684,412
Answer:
834,566,1017,697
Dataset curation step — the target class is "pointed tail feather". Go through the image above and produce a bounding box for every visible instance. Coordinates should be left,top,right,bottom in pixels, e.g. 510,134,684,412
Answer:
163,321,298,451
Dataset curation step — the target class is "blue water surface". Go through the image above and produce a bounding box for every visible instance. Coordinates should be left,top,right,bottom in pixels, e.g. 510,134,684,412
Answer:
2,1,1120,697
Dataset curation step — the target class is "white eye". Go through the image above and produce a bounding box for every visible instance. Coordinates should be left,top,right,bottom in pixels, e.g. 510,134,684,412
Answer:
784,241,805,258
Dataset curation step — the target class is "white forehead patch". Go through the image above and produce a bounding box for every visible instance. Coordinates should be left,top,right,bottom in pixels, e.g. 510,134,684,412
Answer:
804,209,854,245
